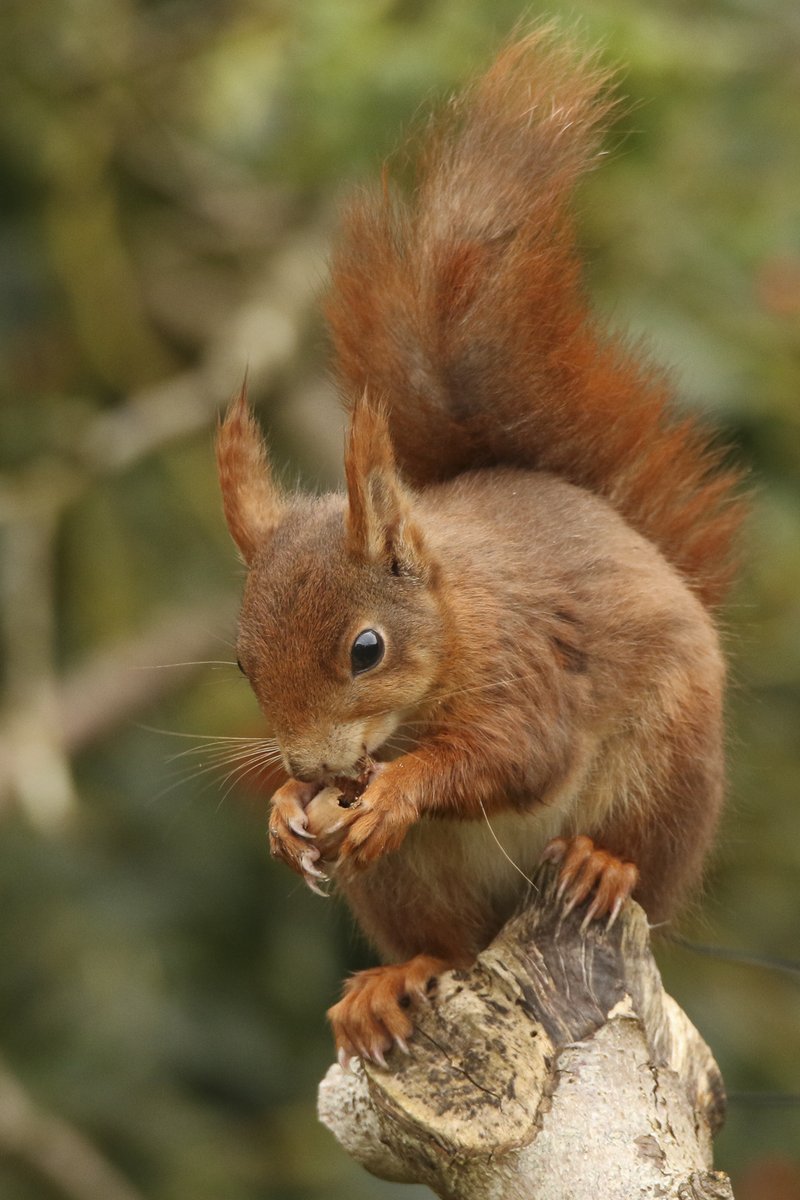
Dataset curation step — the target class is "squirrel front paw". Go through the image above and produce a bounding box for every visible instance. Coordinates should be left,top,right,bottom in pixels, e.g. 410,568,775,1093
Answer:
268,779,328,895
328,955,450,1067
330,772,417,871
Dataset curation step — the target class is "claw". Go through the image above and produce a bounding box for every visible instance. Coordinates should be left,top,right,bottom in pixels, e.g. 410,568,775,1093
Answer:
580,894,604,932
541,837,567,865
337,1047,353,1073
393,1034,410,1055
557,869,577,902
365,760,388,784
370,1046,388,1069
288,817,314,839
606,895,624,931
304,874,329,898
300,850,326,879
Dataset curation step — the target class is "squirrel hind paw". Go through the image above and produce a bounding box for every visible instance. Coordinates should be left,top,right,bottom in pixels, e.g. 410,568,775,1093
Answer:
542,835,639,929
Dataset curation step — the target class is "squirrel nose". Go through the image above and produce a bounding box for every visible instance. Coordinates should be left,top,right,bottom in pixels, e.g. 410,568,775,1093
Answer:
286,756,327,783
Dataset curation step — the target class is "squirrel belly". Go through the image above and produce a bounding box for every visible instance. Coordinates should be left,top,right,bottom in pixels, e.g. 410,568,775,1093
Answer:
335,466,725,962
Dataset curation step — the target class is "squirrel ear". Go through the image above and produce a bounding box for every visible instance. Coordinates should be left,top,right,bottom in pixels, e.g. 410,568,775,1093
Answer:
344,394,430,579
216,384,284,566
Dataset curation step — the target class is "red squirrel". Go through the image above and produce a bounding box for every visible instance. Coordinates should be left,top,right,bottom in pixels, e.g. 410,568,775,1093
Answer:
215,31,745,1067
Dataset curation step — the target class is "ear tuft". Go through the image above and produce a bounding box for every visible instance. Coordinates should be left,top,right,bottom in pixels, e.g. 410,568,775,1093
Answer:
344,393,430,579
216,383,284,565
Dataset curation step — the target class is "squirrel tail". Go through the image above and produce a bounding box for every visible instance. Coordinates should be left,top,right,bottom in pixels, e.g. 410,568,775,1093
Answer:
325,28,745,609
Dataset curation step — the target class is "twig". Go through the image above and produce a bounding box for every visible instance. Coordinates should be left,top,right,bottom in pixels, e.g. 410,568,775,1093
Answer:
79,231,328,475
0,596,240,815
0,1054,146,1200
0,512,76,830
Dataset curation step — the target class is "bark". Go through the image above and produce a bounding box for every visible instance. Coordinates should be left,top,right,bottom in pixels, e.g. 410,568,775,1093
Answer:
318,864,733,1200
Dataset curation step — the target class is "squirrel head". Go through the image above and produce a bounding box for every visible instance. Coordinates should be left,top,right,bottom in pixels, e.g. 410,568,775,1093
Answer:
216,387,446,782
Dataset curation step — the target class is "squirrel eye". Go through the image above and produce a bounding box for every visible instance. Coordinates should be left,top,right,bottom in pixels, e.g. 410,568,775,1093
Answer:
351,629,384,675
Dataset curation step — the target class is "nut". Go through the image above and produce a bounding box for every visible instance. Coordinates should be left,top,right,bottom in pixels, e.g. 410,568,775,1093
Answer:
305,787,350,861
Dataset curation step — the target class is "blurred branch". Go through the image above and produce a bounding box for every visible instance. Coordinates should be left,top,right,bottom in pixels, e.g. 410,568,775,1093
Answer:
80,227,328,472
58,596,240,751
0,510,77,831
0,228,328,524
0,595,239,817
0,225,330,827
0,1054,146,1200
14,4,277,97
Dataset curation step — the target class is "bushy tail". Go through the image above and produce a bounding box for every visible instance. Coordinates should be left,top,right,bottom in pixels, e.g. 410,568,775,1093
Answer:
325,28,744,608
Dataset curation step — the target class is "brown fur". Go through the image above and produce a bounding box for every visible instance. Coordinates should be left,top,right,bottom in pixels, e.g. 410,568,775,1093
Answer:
326,29,744,609
215,30,744,1061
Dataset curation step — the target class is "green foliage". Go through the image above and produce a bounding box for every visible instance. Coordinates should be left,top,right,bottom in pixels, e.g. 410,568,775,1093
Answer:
1,0,798,1196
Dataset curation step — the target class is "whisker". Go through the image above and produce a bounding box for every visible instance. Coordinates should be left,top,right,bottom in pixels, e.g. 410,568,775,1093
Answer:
153,737,282,800
152,762,232,803
153,752,278,804
162,752,282,783
139,723,277,744
431,668,546,706
215,756,274,811
133,661,239,670
172,740,281,771
361,666,552,728
478,798,540,893
157,754,258,793
164,738,279,765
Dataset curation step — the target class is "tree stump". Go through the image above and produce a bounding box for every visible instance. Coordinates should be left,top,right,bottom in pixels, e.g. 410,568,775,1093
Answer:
318,864,733,1199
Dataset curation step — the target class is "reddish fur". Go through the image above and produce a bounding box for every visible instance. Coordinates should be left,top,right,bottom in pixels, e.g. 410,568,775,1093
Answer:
216,31,745,1063
328,955,450,1063
215,385,284,566
326,29,744,609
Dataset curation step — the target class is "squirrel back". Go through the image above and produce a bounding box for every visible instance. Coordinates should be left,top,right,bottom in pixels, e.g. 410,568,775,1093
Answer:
326,29,744,609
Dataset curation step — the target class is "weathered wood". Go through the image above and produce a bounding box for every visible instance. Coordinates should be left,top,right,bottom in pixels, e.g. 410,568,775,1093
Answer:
318,864,733,1199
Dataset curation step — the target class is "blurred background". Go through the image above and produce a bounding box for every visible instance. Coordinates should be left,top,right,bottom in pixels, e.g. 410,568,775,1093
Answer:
0,0,798,1197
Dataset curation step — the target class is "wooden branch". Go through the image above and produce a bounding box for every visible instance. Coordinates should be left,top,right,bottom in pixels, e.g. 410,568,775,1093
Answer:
318,865,734,1200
